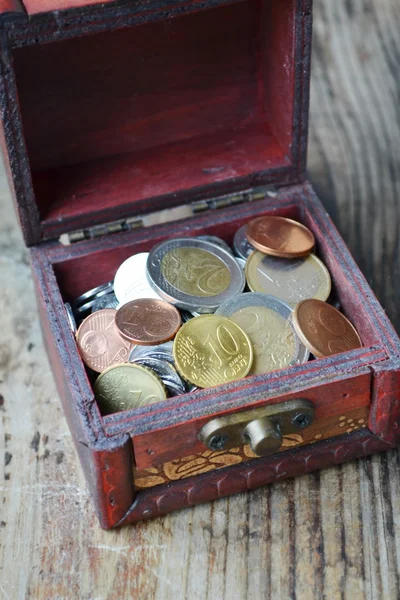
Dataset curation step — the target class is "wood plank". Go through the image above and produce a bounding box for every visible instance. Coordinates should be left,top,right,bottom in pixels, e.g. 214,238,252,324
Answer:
0,0,400,598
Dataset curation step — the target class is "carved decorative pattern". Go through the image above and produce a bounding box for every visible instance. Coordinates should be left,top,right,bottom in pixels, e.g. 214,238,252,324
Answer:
134,409,368,490
120,430,396,526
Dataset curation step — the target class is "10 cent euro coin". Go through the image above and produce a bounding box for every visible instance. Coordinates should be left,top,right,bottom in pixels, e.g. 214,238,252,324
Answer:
173,314,253,388
146,238,245,313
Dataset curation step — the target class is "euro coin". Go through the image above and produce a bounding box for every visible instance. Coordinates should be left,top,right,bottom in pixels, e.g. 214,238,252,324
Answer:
293,299,362,358
233,224,255,259
76,309,131,373
245,252,331,307
197,235,233,254
132,357,187,397
173,314,253,388
216,292,309,374
72,282,113,309
146,238,245,313
115,298,181,345
114,253,161,304
129,341,174,364
94,363,167,415
245,216,315,258
64,302,77,334
92,292,119,313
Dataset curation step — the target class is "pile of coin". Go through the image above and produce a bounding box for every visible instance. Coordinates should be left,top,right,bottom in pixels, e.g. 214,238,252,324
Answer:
67,215,362,415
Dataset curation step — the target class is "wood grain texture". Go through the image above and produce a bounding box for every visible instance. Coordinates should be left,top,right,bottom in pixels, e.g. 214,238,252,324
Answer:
0,0,400,598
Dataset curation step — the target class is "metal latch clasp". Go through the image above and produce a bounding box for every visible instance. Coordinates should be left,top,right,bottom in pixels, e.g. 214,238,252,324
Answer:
199,399,315,457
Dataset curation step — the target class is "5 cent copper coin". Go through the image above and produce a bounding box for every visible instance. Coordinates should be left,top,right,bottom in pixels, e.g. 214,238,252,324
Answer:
245,216,315,258
293,299,362,358
76,308,131,373
115,298,182,345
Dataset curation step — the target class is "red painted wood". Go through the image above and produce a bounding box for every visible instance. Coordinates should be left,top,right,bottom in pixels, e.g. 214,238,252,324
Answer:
369,359,400,444
119,430,396,526
1,0,310,244
31,247,137,529
22,0,112,14
14,5,263,172
132,372,372,469
2,0,400,528
32,125,288,239
0,0,23,15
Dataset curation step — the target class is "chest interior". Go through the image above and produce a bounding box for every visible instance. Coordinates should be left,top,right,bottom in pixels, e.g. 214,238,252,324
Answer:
11,0,301,241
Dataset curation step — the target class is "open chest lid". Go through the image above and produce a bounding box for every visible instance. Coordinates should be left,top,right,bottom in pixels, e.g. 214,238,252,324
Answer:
0,0,312,246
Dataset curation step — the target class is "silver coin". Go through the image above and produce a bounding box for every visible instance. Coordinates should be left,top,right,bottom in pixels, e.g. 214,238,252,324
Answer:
129,342,174,364
72,282,113,308
73,287,116,318
146,238,245,313
216,292,309,374
114,253,161,304
133,357,186,397
197,235,233,255
180,310,195,323
65,302,77,334
235,257,246,270
233,225,255,259
74,298,97,317
185,383,199,393
92,292,120,313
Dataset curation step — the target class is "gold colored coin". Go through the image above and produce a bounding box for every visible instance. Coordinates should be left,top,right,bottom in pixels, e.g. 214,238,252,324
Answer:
245,252,331,307
173,314,253,388
94,363,167,415
161,247,231,297
229,306,296,374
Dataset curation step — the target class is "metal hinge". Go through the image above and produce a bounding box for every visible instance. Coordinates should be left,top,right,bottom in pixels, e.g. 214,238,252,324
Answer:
60,185,278,245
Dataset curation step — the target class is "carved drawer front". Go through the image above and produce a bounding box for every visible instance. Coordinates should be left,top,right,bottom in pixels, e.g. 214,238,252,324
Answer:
132,372,371,489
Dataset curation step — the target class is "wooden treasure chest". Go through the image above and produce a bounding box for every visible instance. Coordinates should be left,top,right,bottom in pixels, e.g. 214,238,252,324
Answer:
1,0,399,529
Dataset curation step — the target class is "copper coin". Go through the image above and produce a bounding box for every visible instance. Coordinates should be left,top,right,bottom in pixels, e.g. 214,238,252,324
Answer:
245,216,315,258
292,299,362,358
115,299,182,345
76,308,131,373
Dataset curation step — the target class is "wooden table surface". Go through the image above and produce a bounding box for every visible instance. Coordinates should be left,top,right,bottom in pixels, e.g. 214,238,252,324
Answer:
1,1,400,598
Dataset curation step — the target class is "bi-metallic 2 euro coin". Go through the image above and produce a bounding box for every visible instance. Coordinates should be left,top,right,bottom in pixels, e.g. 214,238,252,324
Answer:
173,314,253,388
146,238,245,313
216,293,309,374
